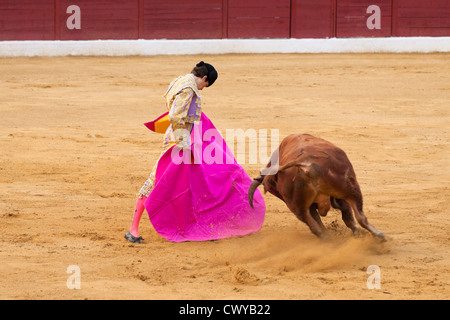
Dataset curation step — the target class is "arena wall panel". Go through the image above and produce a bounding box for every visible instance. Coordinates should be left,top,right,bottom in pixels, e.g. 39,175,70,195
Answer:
0,0,55,40
336,0,392,38
393,0,450,37
290,0,335,39
141,0,224,39
227,0,290,38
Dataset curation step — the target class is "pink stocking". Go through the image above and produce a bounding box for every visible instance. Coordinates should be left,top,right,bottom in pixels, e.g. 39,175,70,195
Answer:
129,196,147,237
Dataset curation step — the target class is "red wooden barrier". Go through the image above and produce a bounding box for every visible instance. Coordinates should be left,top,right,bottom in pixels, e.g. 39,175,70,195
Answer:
291,0,335,39
0,0,54,40
1,0,449,41
227,0,290,38
141,0,223,39
58,0,139,40
393,0,450,37
336,0,392,37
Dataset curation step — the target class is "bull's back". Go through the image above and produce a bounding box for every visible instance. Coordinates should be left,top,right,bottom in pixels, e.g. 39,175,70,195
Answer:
279,134,354,176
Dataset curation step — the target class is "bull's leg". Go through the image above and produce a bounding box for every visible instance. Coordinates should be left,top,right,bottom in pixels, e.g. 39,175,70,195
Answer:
297,187,329,239
290,189,329,239
278,172,328,239
309,204,327,233
293,206,328,239
346,198,385,241
284,191,328,239
331,198,360,236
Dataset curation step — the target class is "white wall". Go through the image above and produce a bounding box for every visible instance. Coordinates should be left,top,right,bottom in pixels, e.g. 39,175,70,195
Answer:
1,37,449,57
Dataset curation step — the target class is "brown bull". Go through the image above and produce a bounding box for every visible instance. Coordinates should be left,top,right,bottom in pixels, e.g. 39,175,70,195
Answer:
248,133,385,240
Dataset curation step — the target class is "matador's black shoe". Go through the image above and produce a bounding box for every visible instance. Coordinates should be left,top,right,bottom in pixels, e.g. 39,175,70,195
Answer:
124,231,143,244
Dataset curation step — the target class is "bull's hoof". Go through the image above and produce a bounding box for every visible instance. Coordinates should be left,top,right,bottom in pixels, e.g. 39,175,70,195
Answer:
375,232,386,242
125,231,143,244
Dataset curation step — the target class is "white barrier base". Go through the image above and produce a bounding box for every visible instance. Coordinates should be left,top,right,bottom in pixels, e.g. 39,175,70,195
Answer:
0,37,449,56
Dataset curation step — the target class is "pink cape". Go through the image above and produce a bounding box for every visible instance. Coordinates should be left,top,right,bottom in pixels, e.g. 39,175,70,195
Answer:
144,113,265,242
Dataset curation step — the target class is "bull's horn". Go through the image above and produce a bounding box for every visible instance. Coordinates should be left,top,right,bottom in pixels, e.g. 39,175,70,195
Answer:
248,176,263,209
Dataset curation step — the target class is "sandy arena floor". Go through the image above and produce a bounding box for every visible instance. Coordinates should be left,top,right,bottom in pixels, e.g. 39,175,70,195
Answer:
0,53,449,300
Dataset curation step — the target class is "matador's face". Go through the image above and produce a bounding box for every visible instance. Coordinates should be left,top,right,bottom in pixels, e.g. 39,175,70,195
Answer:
197,75,209,90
